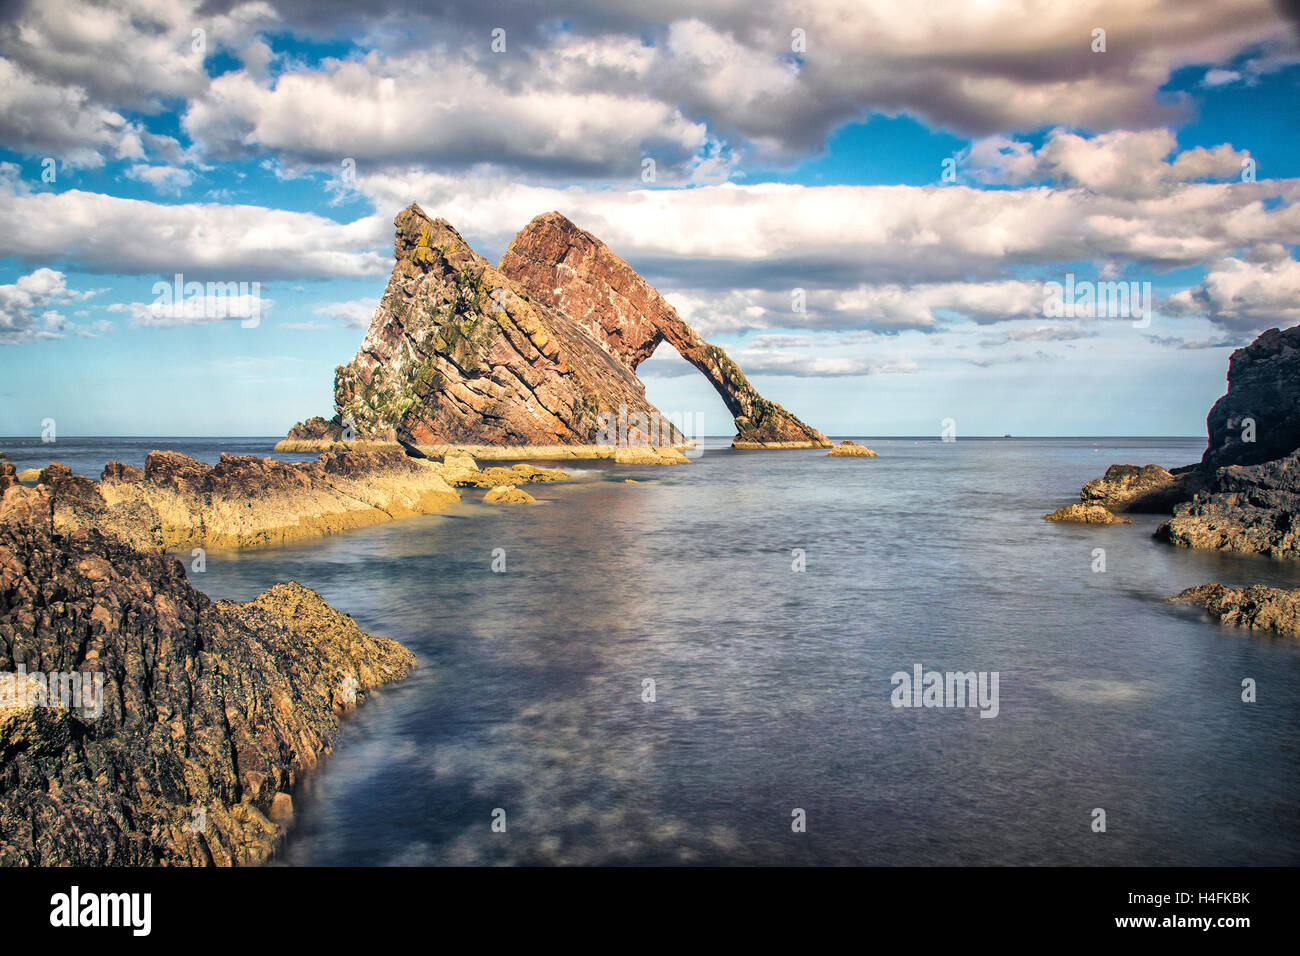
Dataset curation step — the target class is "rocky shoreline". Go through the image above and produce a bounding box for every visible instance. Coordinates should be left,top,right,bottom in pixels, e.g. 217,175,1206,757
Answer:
0,481,416,865
276,431,691,465
0,443,586,865
0,446,580,551
1045,325,1300,639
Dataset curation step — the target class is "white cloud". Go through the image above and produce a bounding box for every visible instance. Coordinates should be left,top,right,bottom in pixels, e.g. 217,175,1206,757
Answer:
1164,253,1300,331
964,128,1250,198
183,46,709,177
313,298,376,328
355,169,1300,286
5,0,1288,177
833,280,1046,331
0,267,99,344
726,348,918,377
125,164,196,195
0,186,389,278
0,0,275,166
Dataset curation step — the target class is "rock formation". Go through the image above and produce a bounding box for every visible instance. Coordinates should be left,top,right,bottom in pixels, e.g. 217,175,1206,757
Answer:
1157,450,1300,558
483,485,536,505
1171,584,1300,639
1199,326,1300,470
32,449,461,551
0,485,415,865
825,440,878,458
499,211,829,449
284,204,827,454
1043,503,1132,524
1069,326,1300,559
1079,463,1202,513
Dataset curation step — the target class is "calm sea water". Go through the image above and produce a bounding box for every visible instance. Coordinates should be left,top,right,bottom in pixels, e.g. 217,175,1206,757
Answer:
7,436,1300,865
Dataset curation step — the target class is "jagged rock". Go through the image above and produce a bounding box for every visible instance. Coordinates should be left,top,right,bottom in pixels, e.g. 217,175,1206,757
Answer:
101,461,143,483
0,486,415,865
41,449,462,551
1171,584,1300,639
1043,503,1132,524
15,468,40,484
1201,326,1300,470
330,205,676,449
826,440,878,457
1073,327,1300,550
500,211,829,449
483,485,536,505
285,416,343,443
0,462,15,493
1079,463,1199,513
1156,450,1300,558
287,205,825,454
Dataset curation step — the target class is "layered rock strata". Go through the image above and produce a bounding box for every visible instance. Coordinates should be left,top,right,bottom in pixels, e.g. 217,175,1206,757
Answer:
499,211,829,449
282,205,827,455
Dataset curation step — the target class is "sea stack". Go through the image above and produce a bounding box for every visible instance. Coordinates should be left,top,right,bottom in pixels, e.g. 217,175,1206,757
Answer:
283,205,828,454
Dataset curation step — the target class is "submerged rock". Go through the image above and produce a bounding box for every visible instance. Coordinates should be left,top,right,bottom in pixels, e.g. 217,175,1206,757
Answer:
1043,503,1133,524
826,440,878,457
1171,583,1300,639
0,486,415,865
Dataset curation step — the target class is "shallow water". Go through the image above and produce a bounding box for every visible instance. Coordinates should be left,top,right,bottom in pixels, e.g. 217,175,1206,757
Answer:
14,436,1300,864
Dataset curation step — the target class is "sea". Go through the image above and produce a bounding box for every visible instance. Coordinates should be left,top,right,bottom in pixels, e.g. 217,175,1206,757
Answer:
4,435,1298,865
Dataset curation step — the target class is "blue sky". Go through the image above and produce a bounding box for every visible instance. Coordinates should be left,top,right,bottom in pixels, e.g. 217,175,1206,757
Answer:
1,0,1298,437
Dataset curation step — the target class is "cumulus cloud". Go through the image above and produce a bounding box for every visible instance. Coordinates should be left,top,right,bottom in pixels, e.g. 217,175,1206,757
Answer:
108,288,274,328
353,170,1300,288
313,298,376,328
1164,253,1300,331
125,164,197,195
181,0,1297,173
0,0,273,166
0,267,99,344
4,0,1294,176
183,43,710,179
0,186,389,278
964,128,1250,198
832,280,1046,331
725,348,918,377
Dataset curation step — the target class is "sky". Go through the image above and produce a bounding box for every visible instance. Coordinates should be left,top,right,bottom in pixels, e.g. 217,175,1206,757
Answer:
0,0,1298,438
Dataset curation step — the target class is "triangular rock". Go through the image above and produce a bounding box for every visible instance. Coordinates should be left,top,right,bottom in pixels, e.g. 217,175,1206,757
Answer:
290,203,828,450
